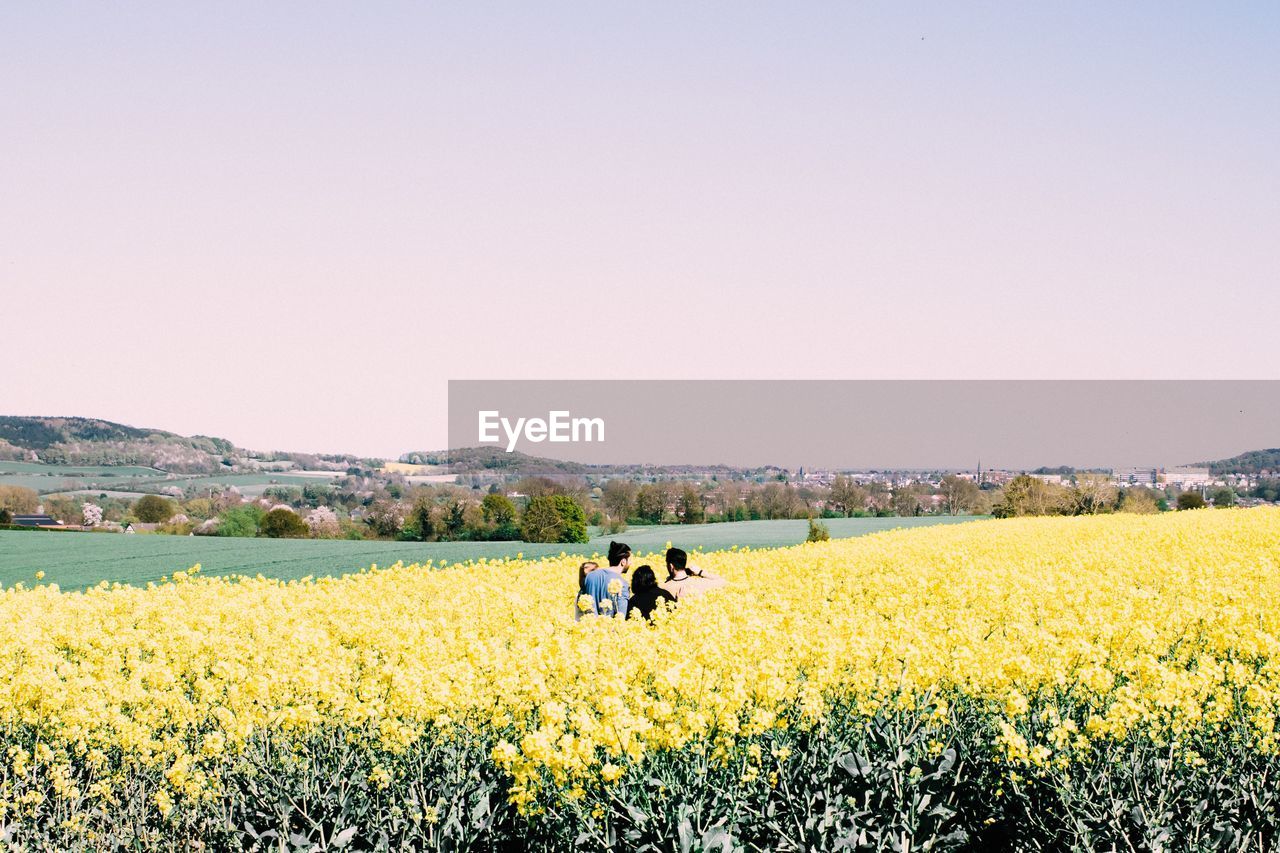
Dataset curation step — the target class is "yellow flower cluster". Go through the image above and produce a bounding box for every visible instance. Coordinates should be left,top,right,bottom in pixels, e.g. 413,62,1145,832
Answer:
3,509,1280,818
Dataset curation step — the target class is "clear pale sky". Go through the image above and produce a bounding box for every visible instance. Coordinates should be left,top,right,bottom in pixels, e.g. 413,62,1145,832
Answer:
3,3,1278,458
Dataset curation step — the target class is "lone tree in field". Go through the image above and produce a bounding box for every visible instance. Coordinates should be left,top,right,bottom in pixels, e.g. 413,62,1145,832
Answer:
133,494,175,523
806,517,830,542
259,507,309,538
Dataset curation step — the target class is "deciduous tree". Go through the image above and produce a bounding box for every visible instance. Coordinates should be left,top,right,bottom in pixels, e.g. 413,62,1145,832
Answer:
1177,492,1207,510
1068,472,1118,515
481,493,517,526
827,475,869,517
133,495,176,523
1211,487,1236,507
1119,488,1160,514
938,475,980,516
992,475,1069,518
634,483,671,524
601,479,638,523
259,507,309,538
677,484,704,524
0,485,38,514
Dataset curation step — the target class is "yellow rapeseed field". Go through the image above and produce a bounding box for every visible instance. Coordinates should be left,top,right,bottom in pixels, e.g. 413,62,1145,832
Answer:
3,508,1280,825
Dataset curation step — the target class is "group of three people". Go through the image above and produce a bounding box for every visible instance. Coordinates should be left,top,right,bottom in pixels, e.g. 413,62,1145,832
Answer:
576,540,725,621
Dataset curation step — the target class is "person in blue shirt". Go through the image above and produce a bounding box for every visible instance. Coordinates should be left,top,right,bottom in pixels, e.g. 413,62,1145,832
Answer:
576,541,631,619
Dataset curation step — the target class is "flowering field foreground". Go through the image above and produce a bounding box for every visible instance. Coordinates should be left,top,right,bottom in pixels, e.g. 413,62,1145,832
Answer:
4,510,1280,850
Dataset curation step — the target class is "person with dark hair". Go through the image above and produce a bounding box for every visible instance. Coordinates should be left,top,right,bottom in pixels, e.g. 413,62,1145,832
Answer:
606,540,632,573
578,541,631,619
660,546,726,601
664,547,689,578
626,565,676,621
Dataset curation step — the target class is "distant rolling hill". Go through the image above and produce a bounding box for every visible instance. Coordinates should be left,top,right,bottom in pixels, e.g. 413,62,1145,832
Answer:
1199,448,1280,478
0,416,366,476
0,415,240,472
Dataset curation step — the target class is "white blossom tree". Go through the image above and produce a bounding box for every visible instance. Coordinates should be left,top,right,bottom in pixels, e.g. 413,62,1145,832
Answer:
305,505,341,538
81,502,103,528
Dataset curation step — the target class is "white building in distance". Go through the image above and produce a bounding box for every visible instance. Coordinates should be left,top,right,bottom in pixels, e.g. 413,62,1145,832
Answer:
1113,467,1159,487
1161,467,1214,489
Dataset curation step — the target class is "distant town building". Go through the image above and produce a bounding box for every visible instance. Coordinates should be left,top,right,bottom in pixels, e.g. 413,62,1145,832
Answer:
1161,467,1214,489
1113,467,1158,487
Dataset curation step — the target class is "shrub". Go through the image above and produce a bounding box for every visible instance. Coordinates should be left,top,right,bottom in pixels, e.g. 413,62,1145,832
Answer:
1177,492,1207,510
133,494,176,523
807,517,831,542
259,507,309,538
215,505,264,537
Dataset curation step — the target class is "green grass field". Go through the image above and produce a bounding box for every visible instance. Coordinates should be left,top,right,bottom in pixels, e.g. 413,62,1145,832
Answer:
0,462,166,476
0,462,341,497
0,462,181,496
144,473,342,492
0,516,983,589
0,464,174,494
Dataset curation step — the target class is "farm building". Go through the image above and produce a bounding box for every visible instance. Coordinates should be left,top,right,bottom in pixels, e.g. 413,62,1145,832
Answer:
9,514,62,528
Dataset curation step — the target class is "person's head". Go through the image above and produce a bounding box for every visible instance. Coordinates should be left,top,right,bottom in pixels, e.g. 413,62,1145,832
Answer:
608,541,632,571
665,547,687,578
632,565,657,592
578,560,598,590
